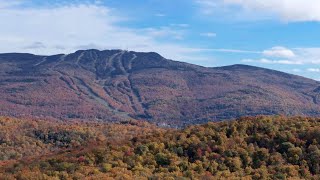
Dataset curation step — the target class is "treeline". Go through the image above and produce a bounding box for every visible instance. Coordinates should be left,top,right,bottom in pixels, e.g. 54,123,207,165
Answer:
1,116,320,179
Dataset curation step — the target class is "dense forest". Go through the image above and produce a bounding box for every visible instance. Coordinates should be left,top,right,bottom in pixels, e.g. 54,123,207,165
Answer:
1,116,320,179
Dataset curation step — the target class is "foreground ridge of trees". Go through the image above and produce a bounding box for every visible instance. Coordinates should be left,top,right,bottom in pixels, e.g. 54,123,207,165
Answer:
1,116,320,179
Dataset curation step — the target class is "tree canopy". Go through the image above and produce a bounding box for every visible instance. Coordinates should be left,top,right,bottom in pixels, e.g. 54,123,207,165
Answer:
1,116,320,179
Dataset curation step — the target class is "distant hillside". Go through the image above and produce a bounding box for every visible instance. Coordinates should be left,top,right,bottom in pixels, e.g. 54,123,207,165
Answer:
1,116,320,179
0,50,320,127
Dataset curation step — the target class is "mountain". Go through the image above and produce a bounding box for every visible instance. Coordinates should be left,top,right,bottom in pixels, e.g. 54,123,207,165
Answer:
0,49,319,127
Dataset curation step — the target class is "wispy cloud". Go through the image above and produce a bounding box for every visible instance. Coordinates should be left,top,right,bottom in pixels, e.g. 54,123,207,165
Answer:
206,48,260,53
242,58,303,65
200,32,217,38
142,26,186,40
155,13,166,17
194,0,219,15
307,68,320,72
195,0,320,22
170,23,189,28
242,46,320,65
0,2,209,63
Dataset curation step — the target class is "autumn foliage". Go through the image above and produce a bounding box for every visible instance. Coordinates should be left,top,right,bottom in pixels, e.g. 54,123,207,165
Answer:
1,116,320,179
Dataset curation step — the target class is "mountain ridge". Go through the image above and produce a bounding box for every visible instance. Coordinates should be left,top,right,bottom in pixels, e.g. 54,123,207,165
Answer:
1,49,319,127
1,50,318,82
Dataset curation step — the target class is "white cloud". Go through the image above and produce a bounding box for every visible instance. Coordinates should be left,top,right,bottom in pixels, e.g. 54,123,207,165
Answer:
0,4,124,54
263,46,295,58
285,48,320,64
242,58,302,65
293,48,320,64
142,27,185,40
307,68,320,72
200,32,217,38
243,47,320,65
0,2,211,63
196,0,320,22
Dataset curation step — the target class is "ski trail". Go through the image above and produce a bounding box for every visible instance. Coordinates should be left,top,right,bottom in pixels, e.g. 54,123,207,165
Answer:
33,57,47,67
127,54,137,71
52,54,66,70
117,51,126,74
116,52,146,115
107,51,122,73
75,77,131,119
76,52,85,67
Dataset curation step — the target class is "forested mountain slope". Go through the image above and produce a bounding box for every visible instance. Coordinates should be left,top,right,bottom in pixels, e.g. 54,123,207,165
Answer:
1,50,320,127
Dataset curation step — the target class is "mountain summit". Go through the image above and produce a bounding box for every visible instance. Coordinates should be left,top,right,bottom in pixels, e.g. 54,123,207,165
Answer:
1,50,319,127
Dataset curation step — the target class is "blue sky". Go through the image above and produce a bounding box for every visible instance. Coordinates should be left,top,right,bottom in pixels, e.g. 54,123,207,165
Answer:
0,0,320,80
